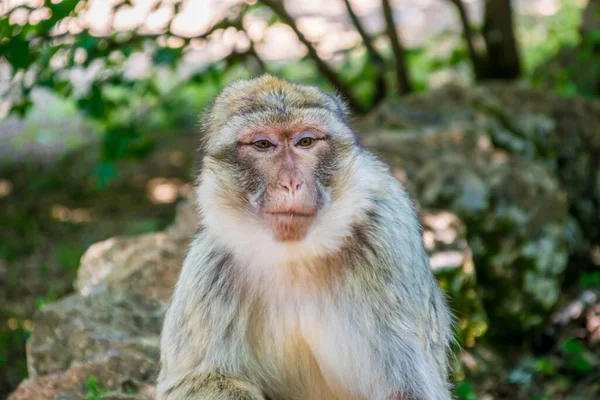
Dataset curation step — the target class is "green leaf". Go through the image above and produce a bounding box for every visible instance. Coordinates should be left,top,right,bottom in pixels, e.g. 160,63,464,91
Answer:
152,46,183,66
77,84,106,119
561,338,585,355
448,48,468,66
1,36,34,70
45,0,79,25
85,375,99,393
36,45,61,69
10,99,34,117
76,34,98,53
580,271,600,288
122,134,156,160
569,356,593,374
83,374,110,399
454,380,477,400
534,357,556,375
102,128,133,160
101,125,154,161
0,15,13,37
93,162,118,189
266,14,279,26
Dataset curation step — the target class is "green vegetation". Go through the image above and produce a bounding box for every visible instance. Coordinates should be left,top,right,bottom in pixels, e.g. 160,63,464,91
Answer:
84,376,110,400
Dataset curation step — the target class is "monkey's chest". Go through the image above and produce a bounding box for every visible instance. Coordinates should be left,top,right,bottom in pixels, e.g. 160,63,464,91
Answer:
251,301,375,400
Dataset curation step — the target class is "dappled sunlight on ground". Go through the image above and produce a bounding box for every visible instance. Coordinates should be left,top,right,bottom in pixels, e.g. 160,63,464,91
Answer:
50,205,92,223
146,177,183,204
0,179,13,198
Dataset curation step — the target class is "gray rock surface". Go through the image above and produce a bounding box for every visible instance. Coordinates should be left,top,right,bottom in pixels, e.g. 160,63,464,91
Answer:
10,199,197,399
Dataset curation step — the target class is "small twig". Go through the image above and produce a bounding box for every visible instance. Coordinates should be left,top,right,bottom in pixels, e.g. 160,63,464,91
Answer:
38,10,241,50
342,0,386,105
244,41,267,75
1,4,34,16
140,44,266,120
446,0,483,79
229,13,267,76
259,0,363,113
381,0,411,95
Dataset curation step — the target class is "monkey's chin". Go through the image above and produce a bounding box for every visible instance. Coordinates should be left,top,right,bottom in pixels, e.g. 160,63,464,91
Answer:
265,213,316,242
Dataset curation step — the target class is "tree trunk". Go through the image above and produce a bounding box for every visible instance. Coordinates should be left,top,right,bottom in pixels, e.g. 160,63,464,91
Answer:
481,0,521,80
580,0,600,37
579,0,600,94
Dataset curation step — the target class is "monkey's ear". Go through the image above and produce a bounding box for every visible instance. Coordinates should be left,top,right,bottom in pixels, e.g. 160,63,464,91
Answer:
327,92,352,123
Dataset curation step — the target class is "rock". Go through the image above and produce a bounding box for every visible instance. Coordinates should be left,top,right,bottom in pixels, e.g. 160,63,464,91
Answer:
10,353,156,400
473,84,600,247
75,197,197,303
9,196,198,399
361,93,578,339
75,232,185,304
25,291,163,378
365,83,600,247
384,128,571,336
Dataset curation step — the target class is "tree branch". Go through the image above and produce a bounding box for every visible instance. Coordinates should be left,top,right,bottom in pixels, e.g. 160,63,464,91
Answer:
229,15,267,76
259,0,363,113
447,0,483,80
342,0,386,105
481,0,521,79
244,41,267,75
381,0,411,95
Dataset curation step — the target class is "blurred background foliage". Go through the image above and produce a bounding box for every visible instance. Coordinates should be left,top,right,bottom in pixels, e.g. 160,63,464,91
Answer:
0,0,599,398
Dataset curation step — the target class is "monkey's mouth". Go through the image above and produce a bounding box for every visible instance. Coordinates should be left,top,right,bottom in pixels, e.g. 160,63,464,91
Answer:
263,210,317,241
266,211,316,218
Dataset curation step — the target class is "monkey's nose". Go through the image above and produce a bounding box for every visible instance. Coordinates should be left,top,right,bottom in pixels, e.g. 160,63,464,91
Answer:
279,179,304,196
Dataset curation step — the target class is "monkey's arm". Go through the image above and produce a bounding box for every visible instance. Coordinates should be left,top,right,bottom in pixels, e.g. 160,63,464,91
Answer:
157,236,266,400
349,176,452,400
158,372,265,400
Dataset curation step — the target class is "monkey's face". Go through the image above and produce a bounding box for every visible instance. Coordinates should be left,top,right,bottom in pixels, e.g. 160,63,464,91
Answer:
198,76,358,245
236,124,331,241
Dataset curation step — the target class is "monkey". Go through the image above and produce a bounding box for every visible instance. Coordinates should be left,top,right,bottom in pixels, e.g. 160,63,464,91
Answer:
157,75,453,400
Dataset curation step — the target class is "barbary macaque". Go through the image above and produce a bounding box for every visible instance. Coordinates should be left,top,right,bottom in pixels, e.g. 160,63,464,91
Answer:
158,75,453,400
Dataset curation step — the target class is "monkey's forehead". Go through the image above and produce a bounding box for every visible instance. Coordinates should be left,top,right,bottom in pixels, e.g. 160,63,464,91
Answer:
205,75,347,128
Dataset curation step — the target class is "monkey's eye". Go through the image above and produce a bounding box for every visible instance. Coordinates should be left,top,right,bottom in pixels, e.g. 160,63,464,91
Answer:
253,140,274,150
297,137,315,148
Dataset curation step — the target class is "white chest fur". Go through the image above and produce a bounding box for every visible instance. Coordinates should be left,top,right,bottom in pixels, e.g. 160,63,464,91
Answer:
252,285,387,400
